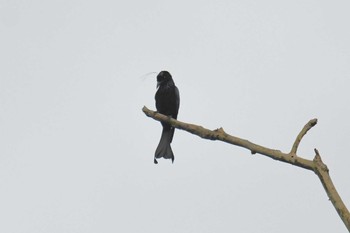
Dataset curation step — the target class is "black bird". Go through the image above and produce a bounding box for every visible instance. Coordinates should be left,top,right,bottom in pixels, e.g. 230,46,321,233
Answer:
154,71,180,164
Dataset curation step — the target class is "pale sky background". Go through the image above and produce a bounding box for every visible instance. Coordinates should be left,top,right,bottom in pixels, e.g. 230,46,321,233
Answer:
1,0,350,232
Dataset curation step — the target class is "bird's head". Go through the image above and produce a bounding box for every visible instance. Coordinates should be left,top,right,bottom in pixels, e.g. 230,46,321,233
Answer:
157,71,173,88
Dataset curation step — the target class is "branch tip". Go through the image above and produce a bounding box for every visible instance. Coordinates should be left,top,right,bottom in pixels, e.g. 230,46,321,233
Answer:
310,118,318,126
314,148,320,156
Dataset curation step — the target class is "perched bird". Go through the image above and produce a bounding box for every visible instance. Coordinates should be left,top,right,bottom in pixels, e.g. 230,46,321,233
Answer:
154,71,180,164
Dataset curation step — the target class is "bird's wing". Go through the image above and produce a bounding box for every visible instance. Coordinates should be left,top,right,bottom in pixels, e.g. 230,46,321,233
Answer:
175,86,180,114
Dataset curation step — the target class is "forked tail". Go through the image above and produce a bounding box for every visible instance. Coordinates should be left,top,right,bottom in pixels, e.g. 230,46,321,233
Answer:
154,127,174,164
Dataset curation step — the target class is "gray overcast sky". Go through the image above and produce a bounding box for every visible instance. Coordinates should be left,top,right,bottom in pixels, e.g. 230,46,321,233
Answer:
1,0,350,232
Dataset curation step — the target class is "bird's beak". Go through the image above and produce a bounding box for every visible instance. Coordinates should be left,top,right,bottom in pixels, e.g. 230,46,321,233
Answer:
157,81,160,88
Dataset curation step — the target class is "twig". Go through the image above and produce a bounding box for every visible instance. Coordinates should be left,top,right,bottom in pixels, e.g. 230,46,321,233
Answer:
290,118,318,155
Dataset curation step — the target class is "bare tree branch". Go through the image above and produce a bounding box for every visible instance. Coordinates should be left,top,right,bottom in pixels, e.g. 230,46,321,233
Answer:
142,106,350,231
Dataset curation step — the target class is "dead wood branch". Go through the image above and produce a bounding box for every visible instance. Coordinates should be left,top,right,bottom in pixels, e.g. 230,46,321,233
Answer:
142,106,350,231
